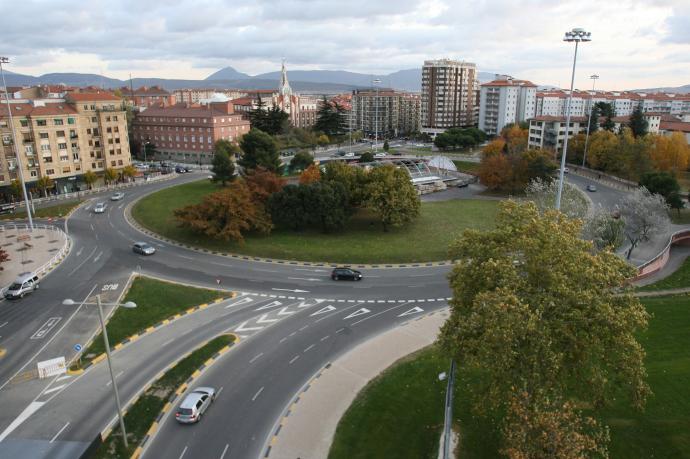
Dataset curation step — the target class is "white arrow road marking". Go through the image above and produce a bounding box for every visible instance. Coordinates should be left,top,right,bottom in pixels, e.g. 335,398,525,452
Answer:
256,314,279,324
287,277,323,282
255,300,282,311
42,384,66,395
76,247,83,257
0,401,45,442
49,422,70,443
343,308,371,320
398,306,424,317
235,322,263,333
92,251,103,263
310,305,336,316
271,288,310,293
225,296,254,309
297,299,324,308
276,307,297,316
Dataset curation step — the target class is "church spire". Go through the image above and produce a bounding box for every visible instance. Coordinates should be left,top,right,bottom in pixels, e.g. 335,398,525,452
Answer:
279,58,292,97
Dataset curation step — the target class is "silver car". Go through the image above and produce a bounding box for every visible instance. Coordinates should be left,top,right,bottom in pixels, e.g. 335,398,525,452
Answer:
111,192,125,201
132,242,156,255
93,202,106,213
175,387,216,423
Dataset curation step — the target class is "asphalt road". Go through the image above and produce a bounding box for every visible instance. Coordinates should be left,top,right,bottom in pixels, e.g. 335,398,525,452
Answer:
0,170,625,459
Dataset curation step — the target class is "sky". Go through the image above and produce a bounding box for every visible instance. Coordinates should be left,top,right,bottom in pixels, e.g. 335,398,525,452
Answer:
1,0,689,90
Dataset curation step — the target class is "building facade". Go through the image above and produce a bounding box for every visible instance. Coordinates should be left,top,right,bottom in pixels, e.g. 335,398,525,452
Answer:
479,76,537,136
0,90,132,195
120,86,176,109
174,88,247,105
536,90,690,118
130,101,250,164
351,89,421,138
527,116,588,153
421,59,477,137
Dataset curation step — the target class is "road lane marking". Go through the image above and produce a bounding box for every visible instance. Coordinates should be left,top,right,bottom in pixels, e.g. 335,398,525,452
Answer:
255,301,282,311
287,277,322,282
343,308,371,320
67,246,97,276
398,306,424,317
76,247,83,257
256,314,278,324
235,321,263,333
249,353,263,364
252,386,264,401
178,254,194,260
217,386,224,397
289,355,300,365
351,303,411,326
30,317,62,340
42,384,66,395
0,322,7,329
56,375,71,382
320,335,330,342
279,337,287,343
105,371,124,387
220,444,229,459
295,268,327,272
225,296,253,309
162,338,174,347
0,401,45,442
299,325,308,331
310,306,336,316
49,422,70,443
179,446,188,459
303,344,315,353
335,328,345,333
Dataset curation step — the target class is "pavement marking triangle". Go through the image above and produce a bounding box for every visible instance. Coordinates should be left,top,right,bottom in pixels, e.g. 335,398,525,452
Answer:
296,299,325,308
310,305,336,316
398,306,424,317
256,314,279,324
235,321,263,333
343,308,371,320
255,300,282,311
225,297,254,308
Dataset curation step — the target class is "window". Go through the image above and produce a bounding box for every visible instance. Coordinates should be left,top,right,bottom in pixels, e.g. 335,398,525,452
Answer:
83,105,88,110
76,164,81,171
20,119,28,127
30,171,37,178
118,160,123,166
68,117,75,125
111,160,116,167
56,130,65,137
36,120,47,126
107,127,112,133
62,167,71,173
106,116,111,122
39,132,49,139
73,152,80,160
90,105,96,110
113,116,118,121
60,154,69,162
25,145,33,154
54,119,64,125
114,126,119,133
58,143,67,150
41,144,50,151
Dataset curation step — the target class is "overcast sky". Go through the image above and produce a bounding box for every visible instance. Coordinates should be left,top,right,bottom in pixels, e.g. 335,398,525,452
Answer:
1,0,689,90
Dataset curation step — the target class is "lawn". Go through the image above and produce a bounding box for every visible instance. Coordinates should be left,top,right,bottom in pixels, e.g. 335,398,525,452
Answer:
329,295,690,458
453,160,480,174
638,256,690,291
670,208,690,225
94,334,235,459
0,200,82,220
81,277,224,360
132,180,499,264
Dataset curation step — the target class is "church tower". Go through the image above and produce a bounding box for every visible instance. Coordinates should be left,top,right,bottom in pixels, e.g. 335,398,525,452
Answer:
279,59,292,110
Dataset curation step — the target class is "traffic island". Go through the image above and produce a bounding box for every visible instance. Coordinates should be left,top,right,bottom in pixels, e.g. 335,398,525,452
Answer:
71,276,231,371
90,333,236,459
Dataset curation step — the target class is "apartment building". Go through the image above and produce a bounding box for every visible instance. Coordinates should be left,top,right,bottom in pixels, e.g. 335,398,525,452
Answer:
130,101,250,164
527,116,588,153
0,90,131,196
120,86,176,109
351,89,421,138
421,59,477,137
479,76,537,136
174,88,247,105
536,90,690,118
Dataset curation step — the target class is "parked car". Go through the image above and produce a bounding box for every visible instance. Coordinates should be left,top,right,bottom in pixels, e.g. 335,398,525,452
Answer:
344,152,355,158
110,192,125,201
0,203,16,215
175,387,216,424
93,202,107,213
374,152,386,158
564,167,570,174
331,267,363,281
587,184,597,192
4,272,39,299
132,242,156,255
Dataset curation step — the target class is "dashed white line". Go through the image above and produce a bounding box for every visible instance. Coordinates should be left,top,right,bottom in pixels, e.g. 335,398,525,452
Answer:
217,386,224,397
162,338,175,347
289,355,300,365
289,332,296,337
303,344,315,353
251,386,264,401
320,335,330,342
298,325,308,331
49,422,70,443
43,384,66,395
179,446,188,459
105,371,124,387
335,327,345,333
351,303,410,326
0,321,7,329
249,353,263,364
220,444,230,459
279,337,287,343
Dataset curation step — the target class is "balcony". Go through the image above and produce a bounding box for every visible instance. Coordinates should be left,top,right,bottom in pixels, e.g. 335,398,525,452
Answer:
22,137,34,144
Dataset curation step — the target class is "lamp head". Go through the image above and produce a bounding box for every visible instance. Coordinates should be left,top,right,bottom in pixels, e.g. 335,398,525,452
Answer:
563,28,592,42
62,299,75,306
122,301,137,309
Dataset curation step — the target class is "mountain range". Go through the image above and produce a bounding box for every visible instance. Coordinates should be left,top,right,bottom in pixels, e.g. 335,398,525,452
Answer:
1,66,498,93
632,84,690,94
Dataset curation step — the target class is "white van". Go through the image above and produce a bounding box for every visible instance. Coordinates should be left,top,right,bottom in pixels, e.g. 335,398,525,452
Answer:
4,272,40,299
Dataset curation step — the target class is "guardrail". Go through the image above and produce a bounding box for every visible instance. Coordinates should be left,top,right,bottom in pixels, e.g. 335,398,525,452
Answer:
635,229,690,280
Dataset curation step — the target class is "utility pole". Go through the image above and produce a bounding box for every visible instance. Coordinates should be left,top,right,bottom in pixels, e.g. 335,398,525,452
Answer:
582,74,599,168
373,78,381,152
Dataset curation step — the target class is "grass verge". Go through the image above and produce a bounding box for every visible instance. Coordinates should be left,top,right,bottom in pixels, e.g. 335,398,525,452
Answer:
132,180,499,263
329,295,690,458
452,160,480,174
670,208,690,225
0,200,83,220
93,334,235,459
79,277,224,363
638,256,690,291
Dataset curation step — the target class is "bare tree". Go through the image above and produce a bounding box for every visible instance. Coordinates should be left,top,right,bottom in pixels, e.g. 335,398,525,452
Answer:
525,178,589,220
619,187,669,259
583,206,626,251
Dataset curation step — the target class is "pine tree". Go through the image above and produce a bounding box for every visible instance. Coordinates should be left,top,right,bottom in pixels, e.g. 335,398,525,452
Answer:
628,105,649,138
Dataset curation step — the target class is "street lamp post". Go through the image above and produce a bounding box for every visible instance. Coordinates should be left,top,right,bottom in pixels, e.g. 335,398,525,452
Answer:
0,57,34,230
144,140,150,164
582,74,599,168
373,78,381,152
555,28,591,211
63,296,137,449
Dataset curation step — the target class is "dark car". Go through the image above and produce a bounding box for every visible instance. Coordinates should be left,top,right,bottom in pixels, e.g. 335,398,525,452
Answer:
175,166,185,173
331,267,363,281
132,242,156,255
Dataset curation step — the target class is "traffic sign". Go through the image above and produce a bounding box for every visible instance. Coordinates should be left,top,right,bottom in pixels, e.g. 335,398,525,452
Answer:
74,344,82,352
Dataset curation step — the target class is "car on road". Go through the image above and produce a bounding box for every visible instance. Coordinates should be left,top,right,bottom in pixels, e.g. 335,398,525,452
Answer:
587,184,597,192
344,152,355,158
110,192,125,201
175,166,186,173
4,272,39,299
175,387,216,423
93,202,106,213
374,152,386,158
331,267,363,281
564,167,570,173
0,203,16,215
132,242,156,255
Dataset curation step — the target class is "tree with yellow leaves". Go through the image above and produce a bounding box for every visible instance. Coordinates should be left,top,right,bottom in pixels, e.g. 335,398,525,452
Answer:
299,163,321,184
649,132,690,174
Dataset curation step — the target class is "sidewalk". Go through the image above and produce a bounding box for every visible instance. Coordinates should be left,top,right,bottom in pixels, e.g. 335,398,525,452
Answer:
0,224,70,288
267,310,448,459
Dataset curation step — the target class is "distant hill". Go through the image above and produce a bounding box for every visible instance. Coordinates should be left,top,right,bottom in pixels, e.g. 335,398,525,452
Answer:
205,66,251,81
632,84,690,94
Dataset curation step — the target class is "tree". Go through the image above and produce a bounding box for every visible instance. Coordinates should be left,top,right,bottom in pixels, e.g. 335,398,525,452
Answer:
439,201,650,457
628,105,649,138
525,178,588,220
244,167,285,203
364,164,420,231
618,128,653,181
501,124,528,154
83,170,97,190
359,151,374,163
103,167,118,185
248,96,268,132
212,140,238,185
639,171,683,214
587,103,601,134
239,129,282,173
586,130,621,172
316,134,330,146
289,151,314,173
9,179,23,200
264,105,290,136
0,248,9,271
619,187,670,259
482,139,506,157
266,184,312,231
314,97,345,137
523,149,557,184
268,181,352,233
596,102,616,132
121,165,137,182
322,161,369,207
36,176,54,198
299,163,321,184
144,142,158,161
649,132,690,173
583,207,626,250
478,153,512,190
383,140,389,152
174,179,271,244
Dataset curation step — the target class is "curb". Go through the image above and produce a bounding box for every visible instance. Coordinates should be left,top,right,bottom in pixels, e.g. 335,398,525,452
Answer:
130,334,239,459
124,195,454,270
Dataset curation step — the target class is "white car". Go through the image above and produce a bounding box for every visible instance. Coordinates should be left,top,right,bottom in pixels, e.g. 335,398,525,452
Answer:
344,152,355,158
374,152,386,158
111,192,125,201
93,202,106,214
175,387,216,423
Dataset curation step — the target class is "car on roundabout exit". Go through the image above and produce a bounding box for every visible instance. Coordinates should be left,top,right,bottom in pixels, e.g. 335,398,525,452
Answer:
331,267,363,281
175,387,216,424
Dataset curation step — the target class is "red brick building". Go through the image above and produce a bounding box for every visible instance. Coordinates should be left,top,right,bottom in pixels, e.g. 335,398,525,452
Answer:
120,86,176,109
131,102,250,164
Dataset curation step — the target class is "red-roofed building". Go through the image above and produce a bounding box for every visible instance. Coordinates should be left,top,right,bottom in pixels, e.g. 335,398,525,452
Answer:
528,116,589,153
131,101,250,164
120,86,175,109
479,76,537,135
